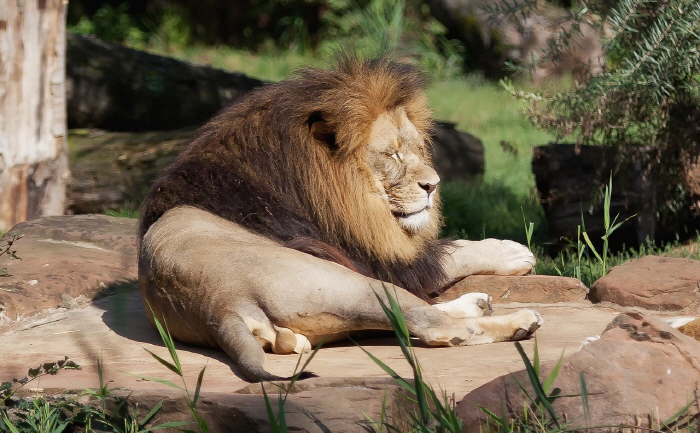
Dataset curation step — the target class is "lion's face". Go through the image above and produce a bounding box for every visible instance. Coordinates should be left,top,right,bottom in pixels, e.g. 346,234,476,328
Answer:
366,107,440,235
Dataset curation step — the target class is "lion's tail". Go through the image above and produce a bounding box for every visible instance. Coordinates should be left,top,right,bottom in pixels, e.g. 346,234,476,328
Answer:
215,318,316,383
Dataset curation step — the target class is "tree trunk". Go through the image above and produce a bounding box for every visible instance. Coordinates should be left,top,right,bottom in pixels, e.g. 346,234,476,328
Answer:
0,0,69,231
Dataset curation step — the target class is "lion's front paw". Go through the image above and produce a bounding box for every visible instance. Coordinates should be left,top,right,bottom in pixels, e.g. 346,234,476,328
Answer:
478,239,536,276
434,293,492,318
509,309,544,341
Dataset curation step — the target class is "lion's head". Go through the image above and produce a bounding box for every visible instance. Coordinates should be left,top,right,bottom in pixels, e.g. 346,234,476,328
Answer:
139,55,451,298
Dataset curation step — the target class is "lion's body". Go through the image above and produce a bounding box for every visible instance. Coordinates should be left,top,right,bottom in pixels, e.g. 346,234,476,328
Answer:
139,56,542,381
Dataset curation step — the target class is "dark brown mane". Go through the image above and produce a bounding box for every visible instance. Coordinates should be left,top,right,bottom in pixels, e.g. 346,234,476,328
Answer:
139,55,451,299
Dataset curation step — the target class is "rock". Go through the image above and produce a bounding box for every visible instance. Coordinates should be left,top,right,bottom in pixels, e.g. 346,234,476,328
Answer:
590,256,700,312
66,33,265,131
458,312,700,430
436,275,588,304
431,121,484,182
427,0,603,79
0,281,620,430
0,215,137,326
532,144,700,253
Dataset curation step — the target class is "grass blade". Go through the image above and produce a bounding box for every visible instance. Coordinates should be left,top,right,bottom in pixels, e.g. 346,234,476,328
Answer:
261,385,280,433
356,343,415,394
121,371,184,391
542,349,565,394
143,348,183,377
514,342,560,427
192,366,206,408
141,400,163,425
533,338,540,379
579,372,590,426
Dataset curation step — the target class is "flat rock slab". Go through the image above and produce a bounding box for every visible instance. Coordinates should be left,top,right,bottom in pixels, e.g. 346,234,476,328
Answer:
437,275,588,303
590,256,700,313
0,286,624,430
0,215,137,325
459,312,700,429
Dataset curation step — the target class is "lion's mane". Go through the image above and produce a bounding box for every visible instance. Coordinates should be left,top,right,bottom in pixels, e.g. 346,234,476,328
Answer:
139,56,452,298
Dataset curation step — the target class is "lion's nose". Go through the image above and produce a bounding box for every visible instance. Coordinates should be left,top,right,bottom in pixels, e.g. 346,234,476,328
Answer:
419,181,438,195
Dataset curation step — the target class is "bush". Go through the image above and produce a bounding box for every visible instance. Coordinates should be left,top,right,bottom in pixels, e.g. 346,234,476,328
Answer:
493,0,700,229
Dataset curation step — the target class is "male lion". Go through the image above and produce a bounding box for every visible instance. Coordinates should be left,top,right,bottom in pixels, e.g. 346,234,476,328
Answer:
138,56,542,382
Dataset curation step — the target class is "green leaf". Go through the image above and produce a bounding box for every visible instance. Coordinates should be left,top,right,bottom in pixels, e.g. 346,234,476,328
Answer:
143,348,183,377
542,349,565,394
582,231,603,263
514,342,560,427
261,384,280,432
192,366,206,408
121,371,184,390
580,372,590,426
355,343,415,394
141,400,163,425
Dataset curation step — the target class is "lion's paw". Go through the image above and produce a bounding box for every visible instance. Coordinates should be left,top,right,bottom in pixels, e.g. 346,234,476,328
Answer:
434,293,492,318
509,309,544,341
480,239,536,276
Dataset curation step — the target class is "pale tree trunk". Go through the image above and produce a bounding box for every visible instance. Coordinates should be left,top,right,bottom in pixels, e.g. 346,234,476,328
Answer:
0,0,69,231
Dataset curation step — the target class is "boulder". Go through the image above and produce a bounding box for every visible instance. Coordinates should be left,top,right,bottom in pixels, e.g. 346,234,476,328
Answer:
0,214,627,430
590,256,700,313
0,215,137,327
532,144,700,253
431,121,484,182
436,275,588,304
427,0,603,79
458,312,700,430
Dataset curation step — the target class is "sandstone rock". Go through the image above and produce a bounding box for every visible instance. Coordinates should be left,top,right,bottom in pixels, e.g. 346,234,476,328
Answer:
0,282,620,430
458,312,700,430
0,215,137,326
436,275,588,304
590,256,700,313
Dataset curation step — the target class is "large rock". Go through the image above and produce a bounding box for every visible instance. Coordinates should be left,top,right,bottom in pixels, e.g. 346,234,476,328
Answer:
590,256,700,313
427,0,603,78
66,33,265,131
458,312,700,430
0,214,630,430
532,144,700,253
0,286,620,431
0,215,137,326
437,275,588,304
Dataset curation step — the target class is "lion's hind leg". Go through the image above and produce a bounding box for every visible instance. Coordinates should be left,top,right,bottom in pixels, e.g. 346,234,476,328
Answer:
426,308,544,347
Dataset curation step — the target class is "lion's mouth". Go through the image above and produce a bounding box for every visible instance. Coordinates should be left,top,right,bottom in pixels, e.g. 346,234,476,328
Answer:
392,208,427,218
392,208,430,233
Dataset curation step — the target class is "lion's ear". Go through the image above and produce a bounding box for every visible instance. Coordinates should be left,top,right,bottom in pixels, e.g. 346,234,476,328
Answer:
308,113,337,149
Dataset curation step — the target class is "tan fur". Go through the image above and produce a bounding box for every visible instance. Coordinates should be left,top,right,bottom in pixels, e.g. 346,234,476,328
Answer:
678,318,700,341
138,57,542,382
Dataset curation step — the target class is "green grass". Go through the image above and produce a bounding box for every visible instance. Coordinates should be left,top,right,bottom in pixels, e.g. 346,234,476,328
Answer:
428,78,556,244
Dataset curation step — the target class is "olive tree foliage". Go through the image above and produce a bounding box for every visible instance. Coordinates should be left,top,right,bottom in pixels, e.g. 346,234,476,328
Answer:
490,0,700,217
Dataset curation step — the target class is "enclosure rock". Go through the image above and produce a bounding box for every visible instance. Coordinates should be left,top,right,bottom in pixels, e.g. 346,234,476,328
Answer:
436,275,588,304
0,215,137,327
66,33,265,131
458,312,700,430
589,256,700,313
427,0,603,79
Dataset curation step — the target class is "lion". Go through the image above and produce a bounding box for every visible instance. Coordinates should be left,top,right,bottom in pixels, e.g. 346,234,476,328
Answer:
138,56,542,382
